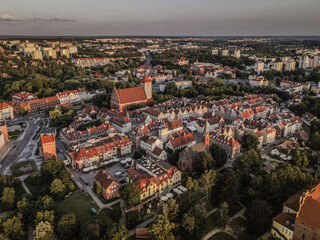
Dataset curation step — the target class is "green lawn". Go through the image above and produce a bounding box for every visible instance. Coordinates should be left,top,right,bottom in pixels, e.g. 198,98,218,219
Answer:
56,191,112,225
10,160,37,177
208,232,235,240
204,211,219,234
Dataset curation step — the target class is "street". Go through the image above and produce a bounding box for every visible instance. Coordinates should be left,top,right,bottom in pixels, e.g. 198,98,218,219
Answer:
0,117,41,174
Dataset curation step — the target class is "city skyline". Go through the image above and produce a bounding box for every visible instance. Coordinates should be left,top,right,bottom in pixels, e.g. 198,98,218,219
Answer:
0,0,320,36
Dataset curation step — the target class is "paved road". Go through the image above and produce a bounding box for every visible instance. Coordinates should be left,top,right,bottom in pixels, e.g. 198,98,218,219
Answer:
0,118,40,174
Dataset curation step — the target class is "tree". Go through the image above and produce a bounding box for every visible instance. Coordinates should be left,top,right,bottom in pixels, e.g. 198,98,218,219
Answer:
234,149,263,187
200,170,216,202
2,187,15,208
49,108,61,120
311,132,320,151
217,202,229,228
35,210,55,225
40,195,55,210
105,223,129,240
50,178,67,200
180,204,206,240
292,149,309,168
185,177,199,192
81,220,102,240
57,214,78,240
248,199,272,235
157,198,179,221
34,221,57,240
215,169,239,204
195,152,214,173
133,150,143,160
2,216,25,240
210,144,227,167
110,204,122,222
95,181,102,196
120,183,140,207
181,213,195,234
18,107,27,116
241,134,259,152
149,214,175,240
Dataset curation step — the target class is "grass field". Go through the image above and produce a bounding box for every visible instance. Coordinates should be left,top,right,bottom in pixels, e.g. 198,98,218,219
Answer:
56,191,112,225
208,232,235,240
204,210,219,234
10,160,37,177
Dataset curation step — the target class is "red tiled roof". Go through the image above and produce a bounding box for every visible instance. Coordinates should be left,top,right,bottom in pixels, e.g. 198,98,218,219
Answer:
40,133,55,144
115,87,147,104
169,132,196,149
0,102,12,110
296,196,320,229
141,75,151,83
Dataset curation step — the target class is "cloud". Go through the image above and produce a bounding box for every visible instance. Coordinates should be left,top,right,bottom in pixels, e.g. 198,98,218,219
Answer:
46,17,76,22
0,14,75,23
0,14,16,21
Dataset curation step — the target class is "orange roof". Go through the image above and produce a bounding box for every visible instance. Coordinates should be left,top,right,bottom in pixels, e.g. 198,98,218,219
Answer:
141,75,151,83
40,133,55,144
169,132,196,149
296,196,320,229
115,87,147,104
0,102,12,110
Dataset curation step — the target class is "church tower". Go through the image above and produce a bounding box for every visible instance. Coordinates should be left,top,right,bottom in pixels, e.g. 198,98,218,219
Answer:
203,119,210,148
141,75,152,100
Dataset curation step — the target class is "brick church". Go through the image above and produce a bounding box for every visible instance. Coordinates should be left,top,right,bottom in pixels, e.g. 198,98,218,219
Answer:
110,75,152,111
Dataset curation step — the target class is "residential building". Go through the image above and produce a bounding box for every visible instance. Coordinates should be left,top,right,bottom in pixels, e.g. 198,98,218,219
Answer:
210,132,241,159
261,125,277,145
234,50,241,58
140,135,163,153
11,92,38,103
94,170,121,200
249,75,269,87
109,117,132,133
285,59,296,71
40,132,57,160
0,102,14,120
127,158,181,202
272,62,284,71
255,62,265,74
0,120,9,141
222,50,229,56
67,133,132,169
158,119,184,142
0,132,5,150
166,132,196,151
271,184,320,240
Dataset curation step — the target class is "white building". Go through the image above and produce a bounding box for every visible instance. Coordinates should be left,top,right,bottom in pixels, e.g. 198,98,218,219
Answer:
234,50,241,59
255,62,265,74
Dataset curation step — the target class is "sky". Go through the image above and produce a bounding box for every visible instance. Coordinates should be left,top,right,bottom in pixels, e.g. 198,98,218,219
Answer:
0,0,319,36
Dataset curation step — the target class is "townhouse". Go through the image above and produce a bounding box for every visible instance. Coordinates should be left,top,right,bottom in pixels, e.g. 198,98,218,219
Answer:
127,158,181,203
210,132,241,159
139,135,163,153
66,133,132,169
